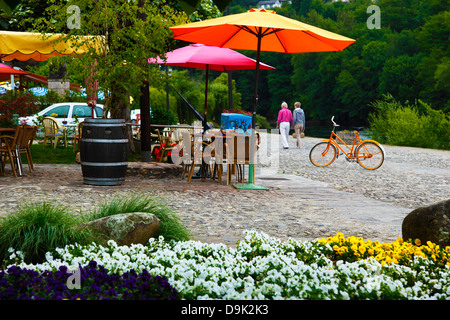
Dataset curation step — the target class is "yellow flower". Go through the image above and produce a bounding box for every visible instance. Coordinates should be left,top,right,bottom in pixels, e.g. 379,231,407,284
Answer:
359,246,366,255
414,239,421,246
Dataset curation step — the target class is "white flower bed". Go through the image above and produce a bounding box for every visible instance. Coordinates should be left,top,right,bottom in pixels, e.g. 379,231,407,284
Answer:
8,231,450,300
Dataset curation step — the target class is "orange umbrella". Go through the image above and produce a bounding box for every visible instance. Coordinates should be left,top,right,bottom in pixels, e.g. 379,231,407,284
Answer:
170,8,356,188
171,9,355,54
170,9,355,118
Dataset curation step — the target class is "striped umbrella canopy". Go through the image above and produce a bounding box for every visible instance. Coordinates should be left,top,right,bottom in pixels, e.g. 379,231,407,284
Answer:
74,88,105,100
28,87,48,97
0,87,7,94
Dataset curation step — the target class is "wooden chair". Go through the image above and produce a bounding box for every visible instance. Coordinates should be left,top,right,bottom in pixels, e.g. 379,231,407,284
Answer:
204,135,226,184
225,133,258,185
155,129,174,162
0,125,24,177
178,131,207,183
172,124,193,144
73,121,84,152
16,125,38,173
42,116,67,148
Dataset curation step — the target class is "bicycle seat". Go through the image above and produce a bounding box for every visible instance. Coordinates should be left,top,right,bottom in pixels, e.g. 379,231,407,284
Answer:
353,127,364,132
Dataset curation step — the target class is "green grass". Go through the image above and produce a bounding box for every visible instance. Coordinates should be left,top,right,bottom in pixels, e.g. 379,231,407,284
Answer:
26,143,142,164
27,143,78,164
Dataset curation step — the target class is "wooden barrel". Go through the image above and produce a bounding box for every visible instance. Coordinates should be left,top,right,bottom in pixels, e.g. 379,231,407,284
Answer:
80,118,129,186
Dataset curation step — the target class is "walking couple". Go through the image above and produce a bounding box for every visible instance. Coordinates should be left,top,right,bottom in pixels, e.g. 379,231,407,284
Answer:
276,101,305,149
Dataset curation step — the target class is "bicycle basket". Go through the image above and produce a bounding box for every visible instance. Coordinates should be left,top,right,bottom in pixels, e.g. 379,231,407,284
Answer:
336,131,356,144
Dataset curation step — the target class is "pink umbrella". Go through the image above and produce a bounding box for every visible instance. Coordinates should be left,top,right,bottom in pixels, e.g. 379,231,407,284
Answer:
148,43,275,127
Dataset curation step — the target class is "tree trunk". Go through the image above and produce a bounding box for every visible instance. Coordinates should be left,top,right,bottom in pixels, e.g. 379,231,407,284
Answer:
111,87,135,153
140,79,151,162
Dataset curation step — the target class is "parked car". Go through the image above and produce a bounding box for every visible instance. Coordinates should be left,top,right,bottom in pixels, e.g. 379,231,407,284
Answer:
19,102,104,126
130,108,153,124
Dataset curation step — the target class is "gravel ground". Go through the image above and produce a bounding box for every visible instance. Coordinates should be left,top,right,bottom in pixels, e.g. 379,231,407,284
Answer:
273,135,449,210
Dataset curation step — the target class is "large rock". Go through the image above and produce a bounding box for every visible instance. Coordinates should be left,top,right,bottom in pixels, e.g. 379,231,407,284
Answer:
402,199,450,247
82,212,161,246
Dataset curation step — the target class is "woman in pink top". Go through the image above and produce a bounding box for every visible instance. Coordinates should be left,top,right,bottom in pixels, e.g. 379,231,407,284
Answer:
276,101,293,149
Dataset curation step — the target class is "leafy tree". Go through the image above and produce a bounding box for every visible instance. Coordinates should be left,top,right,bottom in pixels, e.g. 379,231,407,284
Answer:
379,54,421,103
34,0,188,124
177,0,233,13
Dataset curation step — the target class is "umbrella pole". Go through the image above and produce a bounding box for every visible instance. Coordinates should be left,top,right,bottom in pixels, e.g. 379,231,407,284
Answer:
202,65,209,180
195,65,210,180
233,29,268,191
203,64,209,132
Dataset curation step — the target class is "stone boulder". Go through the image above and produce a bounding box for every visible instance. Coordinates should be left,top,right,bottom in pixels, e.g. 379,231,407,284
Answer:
402,199,450,247
82,212,161,246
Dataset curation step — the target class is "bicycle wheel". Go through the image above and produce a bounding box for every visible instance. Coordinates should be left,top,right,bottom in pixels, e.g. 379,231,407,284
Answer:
309,142,337,167
356,141,384,170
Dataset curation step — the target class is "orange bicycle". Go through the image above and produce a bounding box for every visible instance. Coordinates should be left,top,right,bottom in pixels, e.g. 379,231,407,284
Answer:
309,116,385,170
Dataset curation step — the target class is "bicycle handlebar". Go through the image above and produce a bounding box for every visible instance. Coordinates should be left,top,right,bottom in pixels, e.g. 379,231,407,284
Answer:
331,116,340,127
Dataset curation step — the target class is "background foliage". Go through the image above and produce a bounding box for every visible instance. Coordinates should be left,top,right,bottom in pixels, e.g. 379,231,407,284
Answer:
368,95,450,150
226,0,449,127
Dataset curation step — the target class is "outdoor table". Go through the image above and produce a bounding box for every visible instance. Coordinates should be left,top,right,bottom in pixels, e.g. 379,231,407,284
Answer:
190,132,227,181
126,123,201,130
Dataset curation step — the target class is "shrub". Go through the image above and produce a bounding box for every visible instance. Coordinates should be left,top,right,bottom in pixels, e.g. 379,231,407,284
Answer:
368,94,450,150
150,105,178,126
84,193,192,242
0,261,178,300
0,202,94,266
256,114,271,129
0,91,40,127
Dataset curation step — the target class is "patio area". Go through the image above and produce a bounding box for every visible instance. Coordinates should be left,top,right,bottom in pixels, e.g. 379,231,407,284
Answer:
1,135,448,247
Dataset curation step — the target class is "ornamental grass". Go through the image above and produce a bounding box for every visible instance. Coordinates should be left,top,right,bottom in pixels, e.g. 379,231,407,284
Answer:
0,193,191,267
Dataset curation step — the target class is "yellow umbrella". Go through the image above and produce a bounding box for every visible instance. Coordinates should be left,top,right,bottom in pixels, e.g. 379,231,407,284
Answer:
0,30,103,62
170,8,356,189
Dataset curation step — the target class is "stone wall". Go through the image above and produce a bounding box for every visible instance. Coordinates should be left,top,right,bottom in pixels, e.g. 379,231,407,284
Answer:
48,78,70,96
